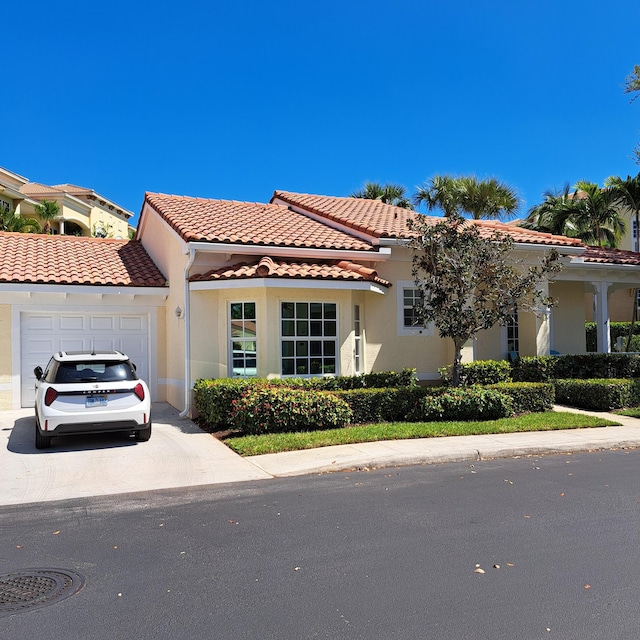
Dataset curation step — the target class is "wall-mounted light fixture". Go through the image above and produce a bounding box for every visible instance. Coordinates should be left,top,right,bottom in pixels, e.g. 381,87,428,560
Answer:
175,306,183,319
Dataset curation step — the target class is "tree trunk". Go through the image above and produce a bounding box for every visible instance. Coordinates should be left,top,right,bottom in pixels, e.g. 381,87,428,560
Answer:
451,340,465,387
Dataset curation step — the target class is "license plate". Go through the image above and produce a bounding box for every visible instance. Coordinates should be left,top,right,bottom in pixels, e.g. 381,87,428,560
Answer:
86,395,107,408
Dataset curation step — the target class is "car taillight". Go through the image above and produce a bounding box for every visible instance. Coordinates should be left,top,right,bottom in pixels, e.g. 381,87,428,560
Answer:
45,387,58,406
134,383,145,401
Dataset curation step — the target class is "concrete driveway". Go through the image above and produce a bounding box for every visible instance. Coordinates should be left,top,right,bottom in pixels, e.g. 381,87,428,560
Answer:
0,403,271,506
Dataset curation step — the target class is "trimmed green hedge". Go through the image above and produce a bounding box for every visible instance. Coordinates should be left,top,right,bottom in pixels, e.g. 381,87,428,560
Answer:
486,382,555,413
586,322,640,353
230,387,353,435
511,354,640,382
421,386,513,421
335,387,433,424
554,378,640,411
439,360,512,385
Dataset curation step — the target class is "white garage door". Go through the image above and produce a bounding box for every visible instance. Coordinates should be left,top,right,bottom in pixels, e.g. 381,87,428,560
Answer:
21,312,149,408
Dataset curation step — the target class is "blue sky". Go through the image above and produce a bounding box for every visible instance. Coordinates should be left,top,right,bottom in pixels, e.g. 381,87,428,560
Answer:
4,0,640,226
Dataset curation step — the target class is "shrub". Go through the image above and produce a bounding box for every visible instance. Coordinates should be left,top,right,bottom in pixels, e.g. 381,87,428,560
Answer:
511,353,640,382
193,378,269,428
230,387,353,435
554,378,640,411
268,369,418,390
586,322,640,353
439,360,512,385
421,386,513,421
485,382,555,413
335,387,433,424
510,356,557,382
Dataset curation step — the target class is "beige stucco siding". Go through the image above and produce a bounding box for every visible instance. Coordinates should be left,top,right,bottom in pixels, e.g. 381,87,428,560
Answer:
190,287,364,383
0,305,11,409
552,281,587,354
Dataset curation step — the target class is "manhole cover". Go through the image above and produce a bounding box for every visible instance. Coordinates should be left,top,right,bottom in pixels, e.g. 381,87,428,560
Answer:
0,569,85,617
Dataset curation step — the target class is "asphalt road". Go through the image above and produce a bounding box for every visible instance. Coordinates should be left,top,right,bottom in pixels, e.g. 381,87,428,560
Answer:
2,449,640,640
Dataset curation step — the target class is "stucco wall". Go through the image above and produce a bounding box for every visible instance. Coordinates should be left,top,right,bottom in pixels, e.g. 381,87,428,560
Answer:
584,287,636,323
552,281,587,354
0,305,11,409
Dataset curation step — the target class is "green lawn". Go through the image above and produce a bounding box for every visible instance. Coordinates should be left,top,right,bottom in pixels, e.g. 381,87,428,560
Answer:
223,411,619,456
614,407,640,418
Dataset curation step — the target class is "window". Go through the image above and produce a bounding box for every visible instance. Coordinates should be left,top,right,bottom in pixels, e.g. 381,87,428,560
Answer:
354,305,362,374
397,281,434,337
230,302,257,376
506,308,519,356
403,288,423,328
281,302,337,376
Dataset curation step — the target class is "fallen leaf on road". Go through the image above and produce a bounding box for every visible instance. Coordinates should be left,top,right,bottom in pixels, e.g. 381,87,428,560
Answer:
584,584,591,589
474,568,485,574
52,531,60,535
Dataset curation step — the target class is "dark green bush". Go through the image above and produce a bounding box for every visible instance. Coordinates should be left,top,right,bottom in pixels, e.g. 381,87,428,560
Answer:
267,369,418,390
586,322,640,353
335,387,433,423
193,378,269,428
554,378,640,411
511,353,640,382
486,382,555,413
230,387,353,435
421,386,513,421
439,360,512,385
510,356,557,382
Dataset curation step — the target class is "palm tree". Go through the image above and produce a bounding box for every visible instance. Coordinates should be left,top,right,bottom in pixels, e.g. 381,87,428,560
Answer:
0,209,41,233
569,181,626,248
413,174,519,220
605,173,640,252
524,182,626,248
521,184,577,236
412,175,462,217
34,199,60,234
350,182,414,209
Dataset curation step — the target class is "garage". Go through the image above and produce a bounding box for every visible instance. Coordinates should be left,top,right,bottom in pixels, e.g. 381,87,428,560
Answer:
20,312,149,408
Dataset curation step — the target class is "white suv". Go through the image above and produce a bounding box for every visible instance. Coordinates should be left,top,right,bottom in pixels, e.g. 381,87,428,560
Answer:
34,350,151,449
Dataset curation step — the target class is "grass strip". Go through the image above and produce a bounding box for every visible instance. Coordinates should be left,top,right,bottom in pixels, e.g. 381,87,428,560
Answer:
224,411,619,456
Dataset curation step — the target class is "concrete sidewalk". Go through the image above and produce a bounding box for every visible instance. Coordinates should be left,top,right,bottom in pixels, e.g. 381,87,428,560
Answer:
1,403,639,506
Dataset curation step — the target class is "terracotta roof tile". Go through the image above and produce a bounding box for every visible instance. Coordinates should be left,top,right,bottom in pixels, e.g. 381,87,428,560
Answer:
144,193,375,251
190,257,391,287
271,191,584,247
0,232,166,287
582,246,640,265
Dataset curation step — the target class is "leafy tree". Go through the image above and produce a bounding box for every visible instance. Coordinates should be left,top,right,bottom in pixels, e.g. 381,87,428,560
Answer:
413,175,519,220
623,65,640,162
0,208,41,233
408,214,561,386
523,181,626,248
623,65,640,101
350,181,414,209
34,199,60,234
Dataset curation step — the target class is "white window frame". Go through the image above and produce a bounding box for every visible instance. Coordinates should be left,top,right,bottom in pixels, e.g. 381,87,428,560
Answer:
229,301,257,377
280,301,339,377
354,304,362,374
397,281,434,337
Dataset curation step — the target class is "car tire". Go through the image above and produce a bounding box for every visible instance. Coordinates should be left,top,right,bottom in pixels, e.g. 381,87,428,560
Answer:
135,422,152,442
35,422,52,449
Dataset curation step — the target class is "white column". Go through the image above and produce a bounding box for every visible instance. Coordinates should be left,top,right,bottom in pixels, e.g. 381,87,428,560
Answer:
592,281,611,353
535,280,551,355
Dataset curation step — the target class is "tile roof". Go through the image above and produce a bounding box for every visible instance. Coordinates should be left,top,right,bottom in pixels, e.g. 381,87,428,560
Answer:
582,246,640,266
190,256,390,287
0,232,166,287
144,193,375,251
271,191,584,247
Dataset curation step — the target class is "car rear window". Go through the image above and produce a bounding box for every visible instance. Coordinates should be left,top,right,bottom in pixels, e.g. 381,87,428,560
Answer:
53,361,138,383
